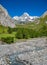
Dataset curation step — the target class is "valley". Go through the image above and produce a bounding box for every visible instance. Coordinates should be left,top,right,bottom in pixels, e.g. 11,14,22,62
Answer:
0,3,47,65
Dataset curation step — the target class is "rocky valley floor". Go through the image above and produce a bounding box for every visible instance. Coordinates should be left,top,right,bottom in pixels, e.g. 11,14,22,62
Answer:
0,38,47,65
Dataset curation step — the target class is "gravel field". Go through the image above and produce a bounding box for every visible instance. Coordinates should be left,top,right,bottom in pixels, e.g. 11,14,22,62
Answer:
0,38,47,65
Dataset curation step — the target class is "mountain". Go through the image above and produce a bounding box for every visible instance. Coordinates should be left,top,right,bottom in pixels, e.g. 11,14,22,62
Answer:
40,11,47,24
13,12,39,24
0,4,15,28
41,11,47,18
0,4,47,26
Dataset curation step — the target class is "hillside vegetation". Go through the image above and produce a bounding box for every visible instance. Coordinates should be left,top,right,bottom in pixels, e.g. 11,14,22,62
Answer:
0,15,47,43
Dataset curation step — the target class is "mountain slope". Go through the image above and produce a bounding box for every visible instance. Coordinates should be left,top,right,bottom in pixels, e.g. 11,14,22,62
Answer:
0,4,15,28
41,11,47,18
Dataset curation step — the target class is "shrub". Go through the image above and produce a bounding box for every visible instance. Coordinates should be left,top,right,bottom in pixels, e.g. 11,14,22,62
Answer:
39,24,47,36
16,28,30,39
1,37,14,44
23,28,30,39
16,28,23,39
16,25,47,39
8,27,13,33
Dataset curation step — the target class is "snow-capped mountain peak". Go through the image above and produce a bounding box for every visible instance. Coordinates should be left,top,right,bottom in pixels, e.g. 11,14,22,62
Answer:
13,12,39,22
22,12,29,17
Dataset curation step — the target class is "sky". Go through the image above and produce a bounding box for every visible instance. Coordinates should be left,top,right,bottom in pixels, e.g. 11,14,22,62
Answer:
0,0,47,17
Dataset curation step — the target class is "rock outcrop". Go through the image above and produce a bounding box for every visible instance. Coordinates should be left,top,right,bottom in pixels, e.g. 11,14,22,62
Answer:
0,4,15,28
0,38,47,65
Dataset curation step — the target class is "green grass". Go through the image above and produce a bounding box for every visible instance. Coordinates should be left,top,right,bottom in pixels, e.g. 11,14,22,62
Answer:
0,25,8,33
0,32,16,39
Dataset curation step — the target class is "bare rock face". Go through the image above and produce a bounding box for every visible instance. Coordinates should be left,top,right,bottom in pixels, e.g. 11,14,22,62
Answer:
0,4,15,28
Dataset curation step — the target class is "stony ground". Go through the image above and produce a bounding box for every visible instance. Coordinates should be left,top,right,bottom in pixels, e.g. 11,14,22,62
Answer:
0,38,47,65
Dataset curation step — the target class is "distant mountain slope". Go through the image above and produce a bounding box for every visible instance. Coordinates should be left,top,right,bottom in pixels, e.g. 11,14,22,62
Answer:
40,11,47,24
13,11,47,24
0,4,15,28
41,11,47,18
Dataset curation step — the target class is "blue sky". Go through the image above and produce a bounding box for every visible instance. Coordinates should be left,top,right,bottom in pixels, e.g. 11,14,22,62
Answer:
0,0,47,17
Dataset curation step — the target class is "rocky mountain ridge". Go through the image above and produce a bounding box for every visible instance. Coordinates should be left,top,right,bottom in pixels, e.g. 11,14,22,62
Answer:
0,4,15,28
